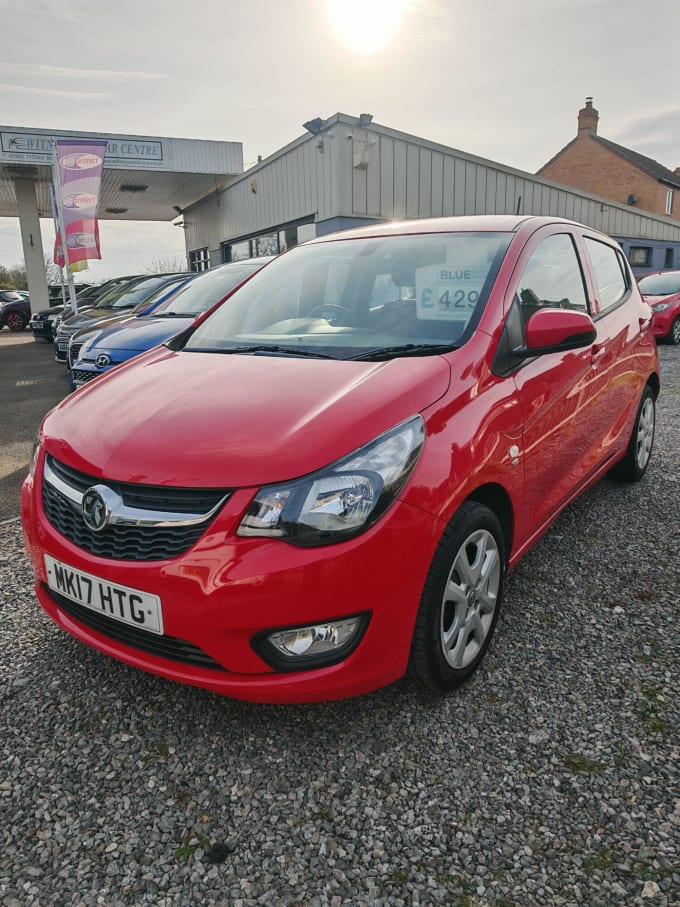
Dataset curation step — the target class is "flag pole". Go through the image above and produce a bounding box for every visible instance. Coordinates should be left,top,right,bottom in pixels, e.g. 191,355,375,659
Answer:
51,141,79,314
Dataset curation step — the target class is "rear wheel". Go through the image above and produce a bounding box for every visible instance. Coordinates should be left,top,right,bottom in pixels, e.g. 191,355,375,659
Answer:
6,312,27,331
610,385,655,482
668,317,680,345
409,501,505,692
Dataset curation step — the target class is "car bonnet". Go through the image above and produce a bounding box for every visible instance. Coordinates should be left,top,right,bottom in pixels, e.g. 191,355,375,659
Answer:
41,346,451,487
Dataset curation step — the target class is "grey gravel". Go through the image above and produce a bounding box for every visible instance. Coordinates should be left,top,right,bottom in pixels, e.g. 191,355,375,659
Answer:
1,346,679,907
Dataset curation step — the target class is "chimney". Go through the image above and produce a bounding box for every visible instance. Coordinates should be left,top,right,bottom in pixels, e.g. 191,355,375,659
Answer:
578,97,599,136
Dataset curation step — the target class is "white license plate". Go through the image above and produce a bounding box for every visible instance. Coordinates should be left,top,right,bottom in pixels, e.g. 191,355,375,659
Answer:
44,555,164,635
57,341,67,351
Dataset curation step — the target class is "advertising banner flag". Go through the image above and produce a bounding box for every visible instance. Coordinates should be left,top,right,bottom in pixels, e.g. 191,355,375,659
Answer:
53,139,107,267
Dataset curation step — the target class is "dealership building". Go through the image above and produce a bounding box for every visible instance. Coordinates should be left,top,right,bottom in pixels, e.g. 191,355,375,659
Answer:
2,113,680,308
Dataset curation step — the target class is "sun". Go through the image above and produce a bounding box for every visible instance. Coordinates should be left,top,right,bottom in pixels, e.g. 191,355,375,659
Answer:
325,0,409,54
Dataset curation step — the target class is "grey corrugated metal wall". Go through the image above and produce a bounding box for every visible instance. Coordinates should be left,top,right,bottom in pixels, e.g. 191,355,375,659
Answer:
184,113,680,259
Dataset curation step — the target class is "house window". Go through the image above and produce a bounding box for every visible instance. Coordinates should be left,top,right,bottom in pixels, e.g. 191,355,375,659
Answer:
666,189,674,216
189,248,210,272
628,247,651,268
665,248,674,269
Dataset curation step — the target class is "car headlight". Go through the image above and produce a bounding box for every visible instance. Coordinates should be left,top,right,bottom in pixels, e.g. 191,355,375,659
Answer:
237,415,425,547
29,439,40,477
652,302,671,311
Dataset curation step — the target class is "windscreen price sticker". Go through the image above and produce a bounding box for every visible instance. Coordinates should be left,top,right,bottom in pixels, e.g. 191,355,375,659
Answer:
416,266,486,320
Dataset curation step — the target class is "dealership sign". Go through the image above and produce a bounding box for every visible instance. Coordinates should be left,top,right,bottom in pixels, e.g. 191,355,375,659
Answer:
0,131,165,167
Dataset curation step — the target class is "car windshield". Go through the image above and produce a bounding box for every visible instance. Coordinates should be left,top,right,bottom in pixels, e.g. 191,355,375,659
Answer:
96,275,188,310
129,276,190,314
153,261,268,318
1,292,23,301
638,273,680,296
183,233,510,360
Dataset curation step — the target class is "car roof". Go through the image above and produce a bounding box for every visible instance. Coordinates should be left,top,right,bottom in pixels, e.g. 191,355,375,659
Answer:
306,214,608,244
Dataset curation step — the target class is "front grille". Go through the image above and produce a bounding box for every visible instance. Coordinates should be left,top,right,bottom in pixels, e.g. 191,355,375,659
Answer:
68,342,83,367
46,455,227,512
45,586,227,671
72,368,98,384
43,455,230,561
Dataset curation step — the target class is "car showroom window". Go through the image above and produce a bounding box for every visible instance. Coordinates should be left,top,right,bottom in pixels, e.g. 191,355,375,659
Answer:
584,237,628,312
516,233,588,328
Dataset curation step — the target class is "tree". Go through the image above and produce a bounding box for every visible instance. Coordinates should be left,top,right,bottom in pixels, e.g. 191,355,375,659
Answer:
146,255,187,274
44,255,62,286
0,265,13,289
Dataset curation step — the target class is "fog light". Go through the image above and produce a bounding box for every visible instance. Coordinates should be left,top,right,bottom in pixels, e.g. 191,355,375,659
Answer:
252,613,370,671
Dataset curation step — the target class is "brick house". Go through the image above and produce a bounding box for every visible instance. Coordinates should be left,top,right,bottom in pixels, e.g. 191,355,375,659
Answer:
538,99,680,237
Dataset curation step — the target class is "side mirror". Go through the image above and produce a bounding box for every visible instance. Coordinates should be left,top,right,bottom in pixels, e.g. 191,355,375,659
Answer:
513,308,597,358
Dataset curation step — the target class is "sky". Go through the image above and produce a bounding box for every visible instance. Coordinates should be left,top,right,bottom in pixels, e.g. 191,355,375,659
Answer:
0,0,677,282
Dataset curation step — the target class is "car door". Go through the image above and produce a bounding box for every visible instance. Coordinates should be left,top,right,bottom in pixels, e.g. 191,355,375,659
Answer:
577,232,651,458
504,226,612,548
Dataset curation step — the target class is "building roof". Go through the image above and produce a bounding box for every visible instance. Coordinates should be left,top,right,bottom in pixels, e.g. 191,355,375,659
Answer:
592,135,680,189
0,125,243,221
538,132,680,190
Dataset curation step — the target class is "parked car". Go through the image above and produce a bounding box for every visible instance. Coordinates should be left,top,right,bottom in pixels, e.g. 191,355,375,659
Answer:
71,258,273,388
637,270,680,345
53,273,191,362
66,274,200,372
31,276,140,344
22,215,660,704
0,290,31,331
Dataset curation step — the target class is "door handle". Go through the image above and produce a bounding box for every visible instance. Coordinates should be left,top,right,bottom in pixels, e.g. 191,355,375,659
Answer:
591,343,607,367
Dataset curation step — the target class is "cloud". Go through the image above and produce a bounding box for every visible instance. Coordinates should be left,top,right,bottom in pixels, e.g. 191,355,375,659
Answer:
0,82,112,101
613,107,680,167
0,62,163,82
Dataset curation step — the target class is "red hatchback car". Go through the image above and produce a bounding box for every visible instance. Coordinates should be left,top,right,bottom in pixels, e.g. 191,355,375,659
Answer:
22,216,660,703
637,269,680,345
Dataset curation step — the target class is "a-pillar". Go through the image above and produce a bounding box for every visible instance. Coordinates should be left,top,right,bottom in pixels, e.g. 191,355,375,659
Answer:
14,178,49,312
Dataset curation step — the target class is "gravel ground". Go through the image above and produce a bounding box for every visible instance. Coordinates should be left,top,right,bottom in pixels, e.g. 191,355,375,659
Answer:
1,346,678,907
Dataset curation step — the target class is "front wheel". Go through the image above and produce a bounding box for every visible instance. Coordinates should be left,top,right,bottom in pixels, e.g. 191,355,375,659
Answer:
610,385,655,482
409,501,506,692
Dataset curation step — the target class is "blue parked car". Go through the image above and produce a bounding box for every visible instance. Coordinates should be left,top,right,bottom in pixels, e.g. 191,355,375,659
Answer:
66,274,196,370
54,272,192,363
70,257,272,390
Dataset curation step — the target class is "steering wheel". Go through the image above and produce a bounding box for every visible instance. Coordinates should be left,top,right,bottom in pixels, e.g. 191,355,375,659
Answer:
307,304,352,326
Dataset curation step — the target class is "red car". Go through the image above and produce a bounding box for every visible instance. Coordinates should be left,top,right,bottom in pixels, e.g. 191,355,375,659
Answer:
637,270,680,345
22,216,660,703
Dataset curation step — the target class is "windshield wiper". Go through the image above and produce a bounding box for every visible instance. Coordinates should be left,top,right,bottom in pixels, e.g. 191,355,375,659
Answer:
349,343,459,361
155,312,193,318
198,344,338,359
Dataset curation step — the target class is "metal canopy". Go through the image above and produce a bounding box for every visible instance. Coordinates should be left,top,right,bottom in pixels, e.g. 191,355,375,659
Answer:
0,125,243,221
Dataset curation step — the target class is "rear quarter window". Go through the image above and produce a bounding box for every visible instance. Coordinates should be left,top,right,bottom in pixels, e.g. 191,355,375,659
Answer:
584,238,628,312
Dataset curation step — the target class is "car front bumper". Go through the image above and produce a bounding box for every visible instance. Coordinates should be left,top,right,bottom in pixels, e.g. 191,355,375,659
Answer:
21,460,443,703
30,321,55,342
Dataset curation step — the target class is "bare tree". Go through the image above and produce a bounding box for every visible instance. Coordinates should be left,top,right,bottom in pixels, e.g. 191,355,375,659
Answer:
44,255,62,286
146,255,187,274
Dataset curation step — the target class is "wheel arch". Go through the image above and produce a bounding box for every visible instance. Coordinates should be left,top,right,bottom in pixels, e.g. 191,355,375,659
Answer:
464,483,514,565
647,371,660,399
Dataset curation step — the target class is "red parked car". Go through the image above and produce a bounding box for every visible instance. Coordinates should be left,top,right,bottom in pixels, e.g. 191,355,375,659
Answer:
637,270,680,345
22,216,660,703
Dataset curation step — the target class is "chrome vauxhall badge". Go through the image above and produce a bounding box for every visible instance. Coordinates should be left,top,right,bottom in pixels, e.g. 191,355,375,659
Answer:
81,486,114,532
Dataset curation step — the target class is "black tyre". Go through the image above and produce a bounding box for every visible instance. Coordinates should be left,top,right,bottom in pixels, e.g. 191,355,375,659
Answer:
6,312,27,332
668,317,680,346
409,501,506,692
610,385,655,482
